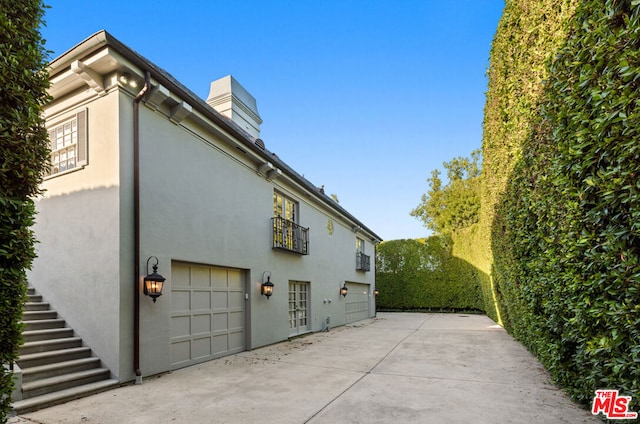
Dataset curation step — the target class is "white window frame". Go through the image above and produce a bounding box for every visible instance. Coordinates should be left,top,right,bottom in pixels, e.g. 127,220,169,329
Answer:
46,109,88,178
273,191,298,223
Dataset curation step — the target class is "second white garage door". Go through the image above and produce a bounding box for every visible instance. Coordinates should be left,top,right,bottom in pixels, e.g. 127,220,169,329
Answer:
170,262,245,369
345,282,370,324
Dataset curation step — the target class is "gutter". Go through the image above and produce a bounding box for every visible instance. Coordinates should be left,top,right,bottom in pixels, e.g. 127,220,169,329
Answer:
133,71,151,384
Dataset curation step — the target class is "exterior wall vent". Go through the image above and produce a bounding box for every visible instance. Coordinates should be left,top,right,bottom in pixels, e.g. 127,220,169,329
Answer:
254,138,265,150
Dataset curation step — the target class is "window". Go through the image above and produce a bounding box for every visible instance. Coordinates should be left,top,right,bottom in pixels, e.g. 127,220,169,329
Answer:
274,191,297,223
272,192,309,255
46,109,87,177
356,237,370,271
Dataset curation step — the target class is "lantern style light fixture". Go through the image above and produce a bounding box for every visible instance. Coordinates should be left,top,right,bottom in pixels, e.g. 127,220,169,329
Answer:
340,284,348,297
143,256,165,303
373,289,380,296
261,271,274,299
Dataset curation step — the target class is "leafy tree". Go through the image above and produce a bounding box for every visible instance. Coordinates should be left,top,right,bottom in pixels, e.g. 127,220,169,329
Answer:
0,0,50,419
410,149,481,234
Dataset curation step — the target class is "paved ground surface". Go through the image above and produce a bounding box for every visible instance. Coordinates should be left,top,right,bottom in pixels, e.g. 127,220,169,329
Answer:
10,312,601,424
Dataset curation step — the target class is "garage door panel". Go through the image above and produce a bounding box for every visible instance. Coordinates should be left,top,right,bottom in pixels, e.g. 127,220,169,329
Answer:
229,331,244,350
212,312,228,331
171,262,246,370
211,268,228,288
172,290,190,311
171,315,190,338
172,264,190,286
192,291,212,309
212,291,229,309
192,337,212,359
192,314,211,334
228,270,242,288
229,291,244,306
212,334,229,354
171,340,190,366
229,310,243,328
191,266,211,287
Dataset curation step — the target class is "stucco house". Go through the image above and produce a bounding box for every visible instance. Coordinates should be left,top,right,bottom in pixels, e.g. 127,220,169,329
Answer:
13,30,380,412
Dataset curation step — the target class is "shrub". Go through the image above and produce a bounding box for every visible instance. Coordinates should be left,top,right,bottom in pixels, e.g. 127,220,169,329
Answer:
0,0,50,419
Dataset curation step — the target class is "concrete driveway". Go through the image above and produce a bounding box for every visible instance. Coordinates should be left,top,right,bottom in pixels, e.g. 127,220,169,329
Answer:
10,313,600,424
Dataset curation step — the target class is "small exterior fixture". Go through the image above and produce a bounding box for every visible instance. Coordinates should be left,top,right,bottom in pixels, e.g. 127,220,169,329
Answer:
374,289,379,296
143,256,165,303
119,72,139,89
261,271,274,299
340,284,348,297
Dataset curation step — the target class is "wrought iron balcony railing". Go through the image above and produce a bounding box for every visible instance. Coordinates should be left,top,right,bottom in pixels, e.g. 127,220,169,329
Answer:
356,252,370,271
272,217,309,255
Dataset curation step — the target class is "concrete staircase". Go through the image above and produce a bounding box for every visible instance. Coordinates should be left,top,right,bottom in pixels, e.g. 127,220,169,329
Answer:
11,287,119,414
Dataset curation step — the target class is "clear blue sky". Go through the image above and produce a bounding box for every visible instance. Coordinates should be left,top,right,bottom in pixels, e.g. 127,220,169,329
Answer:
41,1,504,241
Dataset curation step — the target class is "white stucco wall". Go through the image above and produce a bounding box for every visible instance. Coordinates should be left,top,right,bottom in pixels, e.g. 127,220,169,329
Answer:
33,38,378,382
134,101,376,376
30,88,124,378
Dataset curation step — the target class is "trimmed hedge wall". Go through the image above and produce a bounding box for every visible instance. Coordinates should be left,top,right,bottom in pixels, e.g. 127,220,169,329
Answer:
0,0,50,419
376,237,485,312
486,0,640,410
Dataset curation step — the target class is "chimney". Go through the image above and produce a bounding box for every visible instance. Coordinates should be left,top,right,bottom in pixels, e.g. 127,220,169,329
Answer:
206,75,262,138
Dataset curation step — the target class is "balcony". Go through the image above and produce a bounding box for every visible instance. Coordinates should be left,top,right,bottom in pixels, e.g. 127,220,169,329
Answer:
356,252,371,271
272,217,309,255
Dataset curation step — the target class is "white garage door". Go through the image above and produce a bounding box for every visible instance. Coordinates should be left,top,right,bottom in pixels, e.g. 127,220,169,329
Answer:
171,262,245,369
345,282,370,324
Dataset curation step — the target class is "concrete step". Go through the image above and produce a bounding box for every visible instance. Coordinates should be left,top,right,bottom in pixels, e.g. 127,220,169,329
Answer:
22,357,102,383
12,378,119,415
22,318,65,331
27,294,43,303
14,287,118,414
23,310,58,321
25,302,51,311
20,337,82,356
20,337,82,355
22,328,74,343
22,368,112,399
17,346,91,368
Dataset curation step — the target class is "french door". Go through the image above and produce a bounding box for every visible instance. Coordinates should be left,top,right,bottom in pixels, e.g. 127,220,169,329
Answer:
288,281,310,335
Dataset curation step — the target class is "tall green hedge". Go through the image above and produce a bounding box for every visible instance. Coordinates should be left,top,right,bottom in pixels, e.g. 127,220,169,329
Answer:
0,0,50,420
479,0,579,325
376,237,485,312
486,0,640,410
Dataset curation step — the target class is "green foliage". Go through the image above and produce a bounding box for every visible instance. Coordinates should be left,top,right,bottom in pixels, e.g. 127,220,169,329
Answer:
411,150,481,234
486,0,639,411
376,237,485,311
478,0,579,323
0,0,50,419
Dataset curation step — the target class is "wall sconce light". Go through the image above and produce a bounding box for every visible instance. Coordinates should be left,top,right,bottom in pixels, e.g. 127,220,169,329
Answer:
261,271,274,299
373,289,379,296
143,256,165,303
340,284,348,297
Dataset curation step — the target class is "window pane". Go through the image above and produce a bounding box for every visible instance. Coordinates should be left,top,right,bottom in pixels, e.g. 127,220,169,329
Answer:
48,116,80,176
